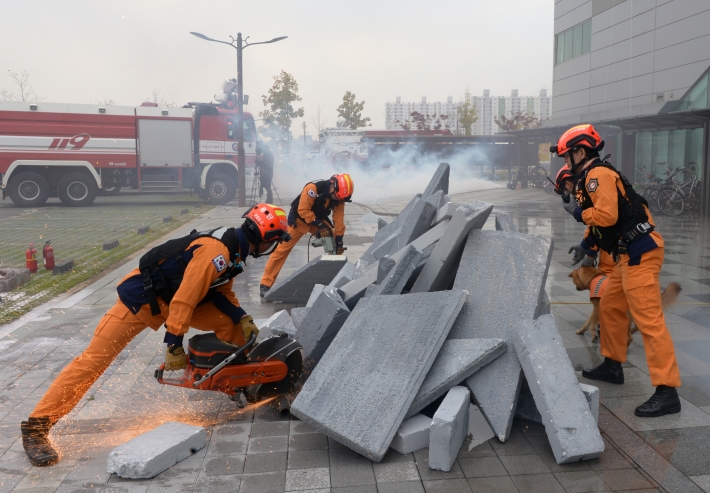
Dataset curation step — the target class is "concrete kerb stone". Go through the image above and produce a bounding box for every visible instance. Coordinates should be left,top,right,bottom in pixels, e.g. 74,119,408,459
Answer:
340,257,394,310
102,240,120,251
137,225,150,235
406,338,507,418
294,286,351,370
370,245,421,296
516,379,600,425
306,284,326,307
429,386,469,472
265,254,348,303
290,290,467,462
580,384,600,424
512,315,604,464
327,262,355,289
422,163,450,198
390,414,431,454
180,208,189,215
162,216,173,223
495,212,518,232
411,201,493,293
106,421,206,479
432,202,460,227
53,259,75,275
0,268,31,292
448,229,553,442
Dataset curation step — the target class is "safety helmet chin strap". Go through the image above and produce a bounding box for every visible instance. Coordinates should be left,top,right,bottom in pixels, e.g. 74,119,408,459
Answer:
235,227,252,264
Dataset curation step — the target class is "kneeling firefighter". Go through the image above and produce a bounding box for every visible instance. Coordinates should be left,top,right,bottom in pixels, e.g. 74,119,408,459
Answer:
551,124,681,418
21,204,291,467
259,174,354,297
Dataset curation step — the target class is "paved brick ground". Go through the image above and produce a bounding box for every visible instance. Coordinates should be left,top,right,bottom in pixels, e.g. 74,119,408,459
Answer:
0,186,707,493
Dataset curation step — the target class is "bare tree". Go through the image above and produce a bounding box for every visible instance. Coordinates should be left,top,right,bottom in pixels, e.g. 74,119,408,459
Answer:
0,70,45,102
310,103,329,137
145,88,175,107
96,98,119,105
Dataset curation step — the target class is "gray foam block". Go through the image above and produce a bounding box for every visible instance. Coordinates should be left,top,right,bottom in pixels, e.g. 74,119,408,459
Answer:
340,257,394,310
328,262,355,289
306,284,326,307
106,422,206,479
412,202,494,293
377,217,388,230
512,315,604,463
371,245,422,296
423,163,450,198
432,202,460,226
395,197,437,252
516,380,600,425
449,230,553,442
290,307,311,331
295,286,351,369
390,414,431,454
406,338,507,418
495,212,518,232
429,386,469,472
265,254,348,303
290,290,467,462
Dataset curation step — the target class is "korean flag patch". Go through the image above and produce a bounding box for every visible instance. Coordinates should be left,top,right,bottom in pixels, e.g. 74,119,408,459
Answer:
308,189,317,198
212,254,227,273
587,178,599,193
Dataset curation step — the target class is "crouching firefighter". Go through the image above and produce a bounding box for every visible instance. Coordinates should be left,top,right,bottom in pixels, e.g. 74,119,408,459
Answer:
21,204,291,467
259,174,354,297
551,124,682,418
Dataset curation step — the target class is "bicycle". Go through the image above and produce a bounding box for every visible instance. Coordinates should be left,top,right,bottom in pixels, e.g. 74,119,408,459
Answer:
657,163,702,216
639,164,683,214
507,164,549,189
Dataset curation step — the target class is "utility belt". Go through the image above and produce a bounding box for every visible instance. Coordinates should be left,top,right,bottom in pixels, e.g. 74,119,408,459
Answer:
612,221,654,263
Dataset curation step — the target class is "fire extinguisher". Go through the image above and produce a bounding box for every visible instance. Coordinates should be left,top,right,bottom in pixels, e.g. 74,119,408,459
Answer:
43,241,55,271
26,243,38,273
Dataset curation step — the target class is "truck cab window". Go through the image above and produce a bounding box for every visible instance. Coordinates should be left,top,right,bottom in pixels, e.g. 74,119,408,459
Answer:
227,119,252,142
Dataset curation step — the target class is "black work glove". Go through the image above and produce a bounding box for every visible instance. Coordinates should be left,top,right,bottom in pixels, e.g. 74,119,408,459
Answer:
568,244,586,266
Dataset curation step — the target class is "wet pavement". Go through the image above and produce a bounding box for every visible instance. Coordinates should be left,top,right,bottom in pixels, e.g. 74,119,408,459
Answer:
0,186,707,493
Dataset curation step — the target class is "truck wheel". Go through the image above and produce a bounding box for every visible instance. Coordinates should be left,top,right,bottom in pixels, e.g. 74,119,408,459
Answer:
57,172,98,207
205,172,236,205
8,172,50,207
101,185,122,196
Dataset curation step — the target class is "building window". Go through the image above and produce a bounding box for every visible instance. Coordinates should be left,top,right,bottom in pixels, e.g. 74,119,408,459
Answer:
556,20,591,65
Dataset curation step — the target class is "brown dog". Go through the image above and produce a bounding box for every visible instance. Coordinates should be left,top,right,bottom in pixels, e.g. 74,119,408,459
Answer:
569,266,681,345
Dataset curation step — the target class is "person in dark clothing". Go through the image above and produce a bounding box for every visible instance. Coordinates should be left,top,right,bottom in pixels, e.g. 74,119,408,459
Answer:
255,145,274,203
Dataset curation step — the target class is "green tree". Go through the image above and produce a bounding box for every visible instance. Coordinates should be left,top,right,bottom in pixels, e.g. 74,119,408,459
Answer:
494,111,542,132
336,91,371,129
259,70,304,146
398,111,449,131
457,89,478,136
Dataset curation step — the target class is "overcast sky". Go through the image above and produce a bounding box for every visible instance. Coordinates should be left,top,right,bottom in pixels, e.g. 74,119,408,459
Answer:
1,1,554,132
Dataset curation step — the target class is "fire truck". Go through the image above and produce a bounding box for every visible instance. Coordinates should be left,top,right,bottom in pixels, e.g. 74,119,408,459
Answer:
0,95,258,207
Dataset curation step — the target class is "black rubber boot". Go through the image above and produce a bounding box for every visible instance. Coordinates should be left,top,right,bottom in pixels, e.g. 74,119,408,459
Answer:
582,357,624,385
259,284,270,298
21,417,59,467
635,385,681,417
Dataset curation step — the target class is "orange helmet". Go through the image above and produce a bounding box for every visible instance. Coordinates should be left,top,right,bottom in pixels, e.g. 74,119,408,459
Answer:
241,203,291,256
331,173,354,201
550,124,604,157
554,165,574,195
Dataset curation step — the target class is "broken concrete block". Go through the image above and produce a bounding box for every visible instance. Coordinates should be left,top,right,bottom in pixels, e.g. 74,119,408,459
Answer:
412,202,493,293
137,225,150,235
328,262,355,289
422,163,450,198
449,229,553,442
429,386,469,472
103,240,119,251
537,289,551,317
306,284,325,307
406,338,507,418
340,257,394,310
495,212,518,232
295,286,351,370
362,284,379,298
106,422,206,479
468,404,495,448
376,257,397,284
370,245,421,297
516,380,600,425
512,315,604,464
425,190,445,210
394,198,437,252
259,310,290,331
377,217,388,230
291,290,467,462
0,268,31,292
53,260,75,275
579,384,600,424
265,255,348,303
390,414,431,454
432,202,460,226
290,307,311,331
388,219,449,264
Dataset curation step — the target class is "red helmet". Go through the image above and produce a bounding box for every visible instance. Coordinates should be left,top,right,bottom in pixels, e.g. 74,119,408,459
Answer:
241,204,291,256
331,173,354,201
550,124,604,157
554,165,574,195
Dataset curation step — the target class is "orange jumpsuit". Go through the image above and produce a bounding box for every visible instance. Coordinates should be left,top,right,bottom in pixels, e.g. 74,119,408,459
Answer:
31,237,247,423
261,183,346,288
578,165,680,387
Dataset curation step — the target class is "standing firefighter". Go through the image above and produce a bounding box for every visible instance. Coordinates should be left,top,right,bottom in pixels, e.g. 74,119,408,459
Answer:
551,124,681,418
260,174,354,297
21,204,291,467
255,144,274,203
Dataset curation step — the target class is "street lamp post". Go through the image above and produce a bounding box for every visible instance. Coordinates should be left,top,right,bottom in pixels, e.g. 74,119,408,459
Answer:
191,31,287,206
301,121,307,149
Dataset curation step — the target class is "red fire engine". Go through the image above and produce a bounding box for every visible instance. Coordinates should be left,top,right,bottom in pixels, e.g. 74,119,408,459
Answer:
0,98,258,207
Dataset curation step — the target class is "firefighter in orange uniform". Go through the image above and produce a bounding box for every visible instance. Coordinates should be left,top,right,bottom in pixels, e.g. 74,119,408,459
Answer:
21,204,291,467
552,124,681,418
259,174,354,297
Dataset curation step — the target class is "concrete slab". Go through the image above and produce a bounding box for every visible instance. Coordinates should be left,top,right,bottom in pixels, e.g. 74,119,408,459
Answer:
422,163,450,198
388,220,449,264
537,290,551,317
328,262,355,289
306,284,326,307
429,386,469,472
432,202,460,226
425,190,445,210
258,310,291,334
340,257,394,310
370,245,422,296
265,255,348,303
468,404,495,448
295,286,351,370
377,257,397,284
495,213,518,232
448,229,553,442
411,202,493,293
291,290,467,462
290,307,311,331
579,384,600,424
394,198,437,252
406,338,507,418
516,380,599,425
378,217,388,230
106,422,206,479
512,315,604,464
390,414,431,454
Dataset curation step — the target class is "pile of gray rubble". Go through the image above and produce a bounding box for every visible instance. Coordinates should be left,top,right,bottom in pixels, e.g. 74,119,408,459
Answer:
262,163,604,472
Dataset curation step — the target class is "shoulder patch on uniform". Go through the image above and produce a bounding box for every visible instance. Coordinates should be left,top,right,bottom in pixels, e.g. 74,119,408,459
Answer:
307,189,317,198
587,178,599,193
212,254,227,272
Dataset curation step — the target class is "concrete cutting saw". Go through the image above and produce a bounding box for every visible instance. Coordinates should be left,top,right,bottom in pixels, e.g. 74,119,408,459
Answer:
155,332,303,405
